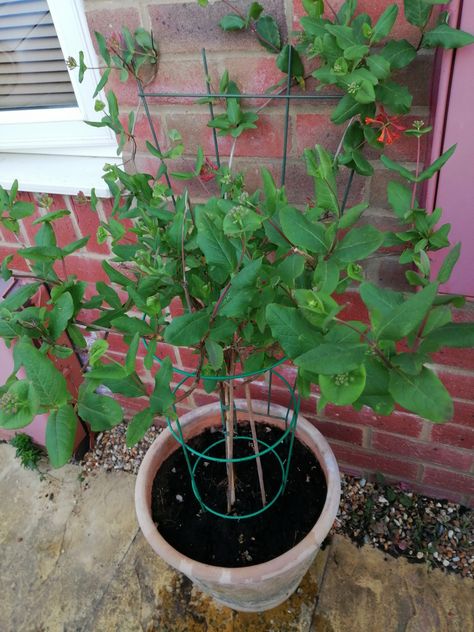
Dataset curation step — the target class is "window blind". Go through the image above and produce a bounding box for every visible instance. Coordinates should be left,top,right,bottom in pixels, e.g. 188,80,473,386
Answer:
0,0,77,110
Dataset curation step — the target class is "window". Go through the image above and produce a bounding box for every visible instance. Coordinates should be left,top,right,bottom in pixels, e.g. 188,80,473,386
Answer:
0,0,120,195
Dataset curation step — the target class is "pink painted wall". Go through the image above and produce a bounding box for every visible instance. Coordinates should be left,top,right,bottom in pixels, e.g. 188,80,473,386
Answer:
431,0,474,297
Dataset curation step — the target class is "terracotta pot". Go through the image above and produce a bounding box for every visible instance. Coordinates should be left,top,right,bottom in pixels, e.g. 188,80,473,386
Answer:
135,400,341,612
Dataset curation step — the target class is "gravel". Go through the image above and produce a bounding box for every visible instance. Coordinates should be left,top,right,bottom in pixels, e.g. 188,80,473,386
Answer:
80,423,473,579
332,474,473,579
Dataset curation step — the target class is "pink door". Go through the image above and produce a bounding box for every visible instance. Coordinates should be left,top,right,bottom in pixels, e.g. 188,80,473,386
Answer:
430,0,474,297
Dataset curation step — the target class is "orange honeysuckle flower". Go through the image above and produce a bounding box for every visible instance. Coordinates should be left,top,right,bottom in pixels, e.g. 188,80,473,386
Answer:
365,106,407,145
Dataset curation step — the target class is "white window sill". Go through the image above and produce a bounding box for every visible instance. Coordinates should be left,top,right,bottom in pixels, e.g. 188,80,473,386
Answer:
0,152,122,197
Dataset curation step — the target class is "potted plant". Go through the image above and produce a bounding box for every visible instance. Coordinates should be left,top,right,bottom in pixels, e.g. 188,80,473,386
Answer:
1,0,473,613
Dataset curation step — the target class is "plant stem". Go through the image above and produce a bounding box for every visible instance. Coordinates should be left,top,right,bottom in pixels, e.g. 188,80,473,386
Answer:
225,351,236,513
244,383,267,507
411,135,422,208
181,193,193,313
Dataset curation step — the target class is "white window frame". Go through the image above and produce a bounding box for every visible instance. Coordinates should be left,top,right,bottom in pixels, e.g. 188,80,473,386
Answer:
0,0,120,196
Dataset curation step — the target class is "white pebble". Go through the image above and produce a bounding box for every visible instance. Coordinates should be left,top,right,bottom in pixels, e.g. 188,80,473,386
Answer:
176,494,183,502
443,559,450,567
416,552,424,559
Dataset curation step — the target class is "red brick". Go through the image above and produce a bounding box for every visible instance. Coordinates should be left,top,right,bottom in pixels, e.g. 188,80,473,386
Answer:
307,416,365,445
372,431,473,471
322,403,425,438
164,111,290,159
431,423,474,451
453,401,474,427
330,442,420,481
436,369,474,402
375,477,468,506
61,256,108,283
422,466,474,496
432,347,474,372
144,59,219,106
295,113,340,156
148,0,287,55
85,8,142,48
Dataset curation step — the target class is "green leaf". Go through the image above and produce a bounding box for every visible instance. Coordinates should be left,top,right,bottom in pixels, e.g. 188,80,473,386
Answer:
376,283,438,340
93,67,111,98
231,258,263,289
14,340,69,408
126,408,154,447
125,333,140,374
247,2,264,21
0,283,41,311
266,304,323,357
313,259,340,294
338,203,369,229
205,339,224,370
1,255,13,281
46,405,78,468
196,210,237,272
416,145,456,182
0,381,39,429
10,201,35,219
376,81,413,114
280,207,329,253
255,15,281,52
437,243,461,284
32,209,70,225
422,24,474,49
88,339,109,366
219,14,246,31
62,237,90,256
78,392,123,430
379,39,417,69
150,357,174,415
389,367,453,422
295,343,368,374
102,260,131,287
331,94,364,125
110,316,154,336
387,181,412,219
49,292,74,340
403,0,432,27
366,55,391,80
320,365,366,405
276,45,304,77
78,50,87,83
335,225,384,262
164,310,210,346
371,4,398,43
356,357,394,415
277,254,306,287
18,246,63,261
422,323,474,351
380,155,416,181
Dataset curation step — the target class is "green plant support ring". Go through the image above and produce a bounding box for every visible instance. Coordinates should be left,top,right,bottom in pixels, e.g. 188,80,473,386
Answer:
165,368,300,520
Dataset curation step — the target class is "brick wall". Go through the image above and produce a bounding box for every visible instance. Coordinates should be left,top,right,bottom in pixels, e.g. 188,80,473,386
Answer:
1,0,473,505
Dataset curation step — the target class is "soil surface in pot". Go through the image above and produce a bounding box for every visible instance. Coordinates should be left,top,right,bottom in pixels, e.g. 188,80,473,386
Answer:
151,422,327,567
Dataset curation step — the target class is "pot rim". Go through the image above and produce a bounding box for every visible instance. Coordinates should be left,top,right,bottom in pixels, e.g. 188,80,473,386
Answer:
135,400,341,583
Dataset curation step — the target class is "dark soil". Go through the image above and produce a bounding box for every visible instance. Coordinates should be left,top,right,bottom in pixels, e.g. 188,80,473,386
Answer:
151,422,327,567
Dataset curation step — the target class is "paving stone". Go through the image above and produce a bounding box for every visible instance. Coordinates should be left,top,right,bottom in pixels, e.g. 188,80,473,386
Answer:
0,444,138,632
311,535,474,632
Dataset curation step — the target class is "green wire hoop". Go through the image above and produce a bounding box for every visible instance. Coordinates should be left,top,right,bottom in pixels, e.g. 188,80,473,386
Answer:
166,368,300,520
141,334,287,381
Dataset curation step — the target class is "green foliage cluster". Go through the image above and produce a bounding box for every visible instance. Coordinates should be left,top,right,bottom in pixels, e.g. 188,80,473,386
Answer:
9,433,43,472
0,0,473,468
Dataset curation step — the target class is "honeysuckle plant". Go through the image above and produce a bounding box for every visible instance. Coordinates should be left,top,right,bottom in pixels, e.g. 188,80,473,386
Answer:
1,0,474,506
